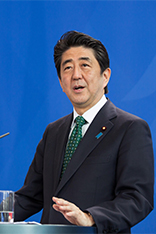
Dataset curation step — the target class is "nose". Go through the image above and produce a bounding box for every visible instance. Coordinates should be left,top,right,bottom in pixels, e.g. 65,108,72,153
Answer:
72,65,82,80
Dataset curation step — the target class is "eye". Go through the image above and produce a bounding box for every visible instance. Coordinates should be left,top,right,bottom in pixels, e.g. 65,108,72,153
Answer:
64,66,71,71
82,63,89,68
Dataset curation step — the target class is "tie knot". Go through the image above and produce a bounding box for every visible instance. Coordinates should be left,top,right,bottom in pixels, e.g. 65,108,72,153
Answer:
75,116,86,127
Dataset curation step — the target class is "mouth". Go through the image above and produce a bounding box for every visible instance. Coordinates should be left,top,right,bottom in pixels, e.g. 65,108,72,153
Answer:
73,85,85,91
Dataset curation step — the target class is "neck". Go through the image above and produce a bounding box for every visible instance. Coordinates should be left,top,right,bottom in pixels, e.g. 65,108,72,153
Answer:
74,95,105,116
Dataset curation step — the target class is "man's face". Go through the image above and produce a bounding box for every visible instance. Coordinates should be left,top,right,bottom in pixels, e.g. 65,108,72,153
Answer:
59,46,111,115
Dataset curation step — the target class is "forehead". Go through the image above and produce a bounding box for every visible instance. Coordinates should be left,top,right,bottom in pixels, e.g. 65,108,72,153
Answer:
61,46,96,63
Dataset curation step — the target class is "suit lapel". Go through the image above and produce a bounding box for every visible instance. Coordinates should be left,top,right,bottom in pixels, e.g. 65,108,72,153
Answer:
52,114,73,190
54,100,117,196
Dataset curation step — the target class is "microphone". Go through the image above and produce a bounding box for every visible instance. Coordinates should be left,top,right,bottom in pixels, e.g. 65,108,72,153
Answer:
0,132,10,139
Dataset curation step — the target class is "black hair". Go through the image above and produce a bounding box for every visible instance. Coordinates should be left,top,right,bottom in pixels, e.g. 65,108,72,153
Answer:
54,31,110,93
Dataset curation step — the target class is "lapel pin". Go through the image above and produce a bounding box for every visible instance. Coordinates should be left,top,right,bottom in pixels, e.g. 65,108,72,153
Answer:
96,132,103,139
102,126,107,131
96,126,107,139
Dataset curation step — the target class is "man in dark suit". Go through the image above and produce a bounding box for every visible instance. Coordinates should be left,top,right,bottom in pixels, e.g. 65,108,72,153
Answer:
15,31,154,233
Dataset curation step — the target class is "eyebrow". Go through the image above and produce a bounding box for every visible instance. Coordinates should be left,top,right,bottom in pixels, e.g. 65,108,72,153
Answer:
62,57,92,67
79,57,91,62
62,59,72,67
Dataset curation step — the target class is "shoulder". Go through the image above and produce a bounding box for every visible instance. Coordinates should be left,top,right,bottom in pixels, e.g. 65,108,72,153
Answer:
107,99,148,124
36,113,73,148
116,106,149,130
46,113,73,129
105,99,151,136
45,113,72,131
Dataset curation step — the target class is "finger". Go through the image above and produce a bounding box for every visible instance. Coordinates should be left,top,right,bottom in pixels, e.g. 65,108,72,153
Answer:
53,203,73,212
52,197,72,206
53,197,66,204
53,204,62,212
53,204,73,219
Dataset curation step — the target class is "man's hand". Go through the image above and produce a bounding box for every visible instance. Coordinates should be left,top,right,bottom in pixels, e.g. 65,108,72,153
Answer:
52,197,95,226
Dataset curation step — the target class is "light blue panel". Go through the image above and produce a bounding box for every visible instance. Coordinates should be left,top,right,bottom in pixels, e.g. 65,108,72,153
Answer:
0,1,155,232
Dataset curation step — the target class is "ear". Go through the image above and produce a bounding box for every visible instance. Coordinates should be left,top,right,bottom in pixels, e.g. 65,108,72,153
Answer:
102,68,111,88
58,77,65,92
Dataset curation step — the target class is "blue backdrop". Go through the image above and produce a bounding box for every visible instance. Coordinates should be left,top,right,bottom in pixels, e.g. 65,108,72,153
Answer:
0,1,155,233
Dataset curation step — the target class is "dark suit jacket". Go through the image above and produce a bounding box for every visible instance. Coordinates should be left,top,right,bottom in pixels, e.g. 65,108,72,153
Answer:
14,99,154,233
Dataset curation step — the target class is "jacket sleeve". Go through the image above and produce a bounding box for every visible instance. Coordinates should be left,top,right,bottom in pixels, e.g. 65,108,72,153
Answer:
14,125,49,222
86,119,154,233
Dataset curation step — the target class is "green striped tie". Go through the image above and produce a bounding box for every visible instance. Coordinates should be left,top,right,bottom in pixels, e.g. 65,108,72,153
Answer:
61,116,86,178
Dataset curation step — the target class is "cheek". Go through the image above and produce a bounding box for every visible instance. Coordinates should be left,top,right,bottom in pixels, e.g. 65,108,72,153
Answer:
83,72,95,87
87,74,100,86
61,79,71,93
90,77,105,92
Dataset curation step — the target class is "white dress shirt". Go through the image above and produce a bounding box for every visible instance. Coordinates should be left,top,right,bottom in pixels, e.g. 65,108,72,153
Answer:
69,95,107,138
